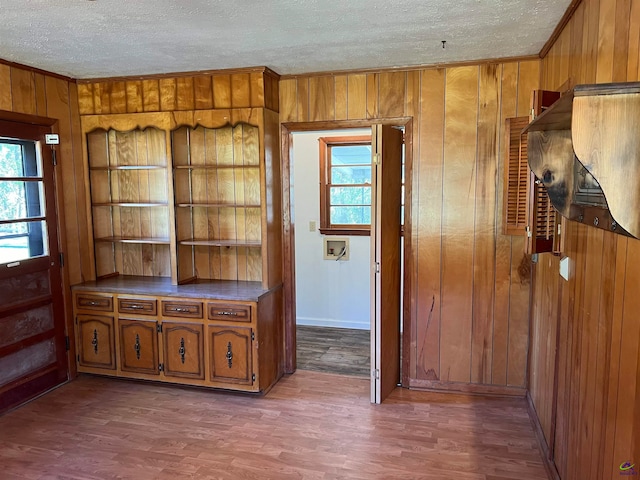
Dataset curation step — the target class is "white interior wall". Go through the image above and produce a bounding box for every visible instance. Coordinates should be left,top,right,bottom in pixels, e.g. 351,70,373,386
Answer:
293,129,371,330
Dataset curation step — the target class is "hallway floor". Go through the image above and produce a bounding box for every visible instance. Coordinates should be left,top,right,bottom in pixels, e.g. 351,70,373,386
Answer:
296,325,370,377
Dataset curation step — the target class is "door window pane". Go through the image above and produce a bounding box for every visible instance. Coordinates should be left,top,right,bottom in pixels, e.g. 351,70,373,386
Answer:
0,140,48,264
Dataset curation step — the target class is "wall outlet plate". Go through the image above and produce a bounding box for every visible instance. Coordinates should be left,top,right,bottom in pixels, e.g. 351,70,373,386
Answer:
559,256,571,281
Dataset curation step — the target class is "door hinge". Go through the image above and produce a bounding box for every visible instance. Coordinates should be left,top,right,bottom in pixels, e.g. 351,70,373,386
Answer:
156,324,163,333
59,252,64,267
374,262,380,273
525,225,532,238
373,153,380,165
557,223,562,236
252,373,256,382
51,149,57,166
251,331,255,341
76,354,80,362
159,363,164,372
65,336,70,351
372,369,380,379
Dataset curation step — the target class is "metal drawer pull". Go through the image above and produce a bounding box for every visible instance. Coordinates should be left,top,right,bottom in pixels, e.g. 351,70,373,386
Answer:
91,329,98,354
226,341,233,368
179,338,186,364
173,307,190,313
134,334,141,359
88,301,100,306
216,311,237,316
127,304,145,310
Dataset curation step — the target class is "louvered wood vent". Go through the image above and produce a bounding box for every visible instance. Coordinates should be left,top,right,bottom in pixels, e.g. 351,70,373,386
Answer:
503,117,530,236
503,116,557,254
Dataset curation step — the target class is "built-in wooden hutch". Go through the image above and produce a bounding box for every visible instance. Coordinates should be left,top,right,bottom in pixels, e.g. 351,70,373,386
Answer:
72,68,284,393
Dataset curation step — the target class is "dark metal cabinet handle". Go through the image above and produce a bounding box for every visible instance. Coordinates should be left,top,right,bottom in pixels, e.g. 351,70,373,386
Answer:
216,311,237,316
91,329,98,354
179,338,186,364
128,304,145,310
226,341,233,368
134,334,141,359
174,307,189,313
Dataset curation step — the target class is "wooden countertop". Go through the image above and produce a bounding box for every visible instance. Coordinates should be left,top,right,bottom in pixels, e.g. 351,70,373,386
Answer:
72,275,278,302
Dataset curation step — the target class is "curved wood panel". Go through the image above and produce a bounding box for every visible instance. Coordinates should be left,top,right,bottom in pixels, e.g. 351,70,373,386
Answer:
526,129,574,218
572,91,640,238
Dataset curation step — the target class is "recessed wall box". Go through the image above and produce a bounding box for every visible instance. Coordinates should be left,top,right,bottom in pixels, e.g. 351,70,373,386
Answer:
323,237,349,261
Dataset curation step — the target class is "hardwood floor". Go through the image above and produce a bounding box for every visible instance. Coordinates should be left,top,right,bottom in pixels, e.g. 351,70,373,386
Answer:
296,325,370,377
0,373,548,479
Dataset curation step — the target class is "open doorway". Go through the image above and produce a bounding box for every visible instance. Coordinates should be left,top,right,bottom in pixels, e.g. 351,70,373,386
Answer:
282,120,412,402
292,129,372,378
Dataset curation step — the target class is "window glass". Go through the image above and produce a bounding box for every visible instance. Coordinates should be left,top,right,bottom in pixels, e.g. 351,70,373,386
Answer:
0,140,48,264
319,134,404,235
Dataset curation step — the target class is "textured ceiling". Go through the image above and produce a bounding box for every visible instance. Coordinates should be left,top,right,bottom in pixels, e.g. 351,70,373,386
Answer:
0,0,570,79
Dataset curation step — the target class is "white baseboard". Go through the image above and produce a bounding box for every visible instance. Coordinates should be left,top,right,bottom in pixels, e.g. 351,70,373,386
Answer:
296,316,370,330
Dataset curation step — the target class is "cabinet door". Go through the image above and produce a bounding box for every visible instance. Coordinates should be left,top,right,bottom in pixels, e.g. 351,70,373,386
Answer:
77,315,116,370
209,326,253,385
119,319,159,375
163,322,204,380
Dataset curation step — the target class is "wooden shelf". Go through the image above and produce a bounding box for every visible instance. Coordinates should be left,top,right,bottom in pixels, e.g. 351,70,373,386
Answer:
174,165,259,170
176,203,261,208
523,91,574,133
95,236,171,245
93,202,169,207
179,239,261,247
90,165,166,171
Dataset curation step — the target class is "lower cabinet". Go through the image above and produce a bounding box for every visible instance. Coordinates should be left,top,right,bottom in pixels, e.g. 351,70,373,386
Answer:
72,285,283,394
119,319,159,376
163,322,205,380
77,314,116,371
209,326,253,385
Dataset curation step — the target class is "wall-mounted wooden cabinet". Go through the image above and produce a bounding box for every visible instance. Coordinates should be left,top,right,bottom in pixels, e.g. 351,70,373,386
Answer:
525,82,640,240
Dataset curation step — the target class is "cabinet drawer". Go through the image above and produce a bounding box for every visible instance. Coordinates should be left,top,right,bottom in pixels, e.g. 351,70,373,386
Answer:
162,300,203,319
118,298,157,316
207,303,251,323
76,294,113,312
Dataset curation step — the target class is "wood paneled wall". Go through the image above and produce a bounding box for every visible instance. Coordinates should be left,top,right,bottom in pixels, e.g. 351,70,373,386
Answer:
529,0,640,479
76,68,279,115
0,64,88,287
280,59,541,393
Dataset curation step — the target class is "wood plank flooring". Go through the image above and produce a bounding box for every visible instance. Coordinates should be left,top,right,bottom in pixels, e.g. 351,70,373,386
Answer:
296,326,370,377
0,373,548,479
